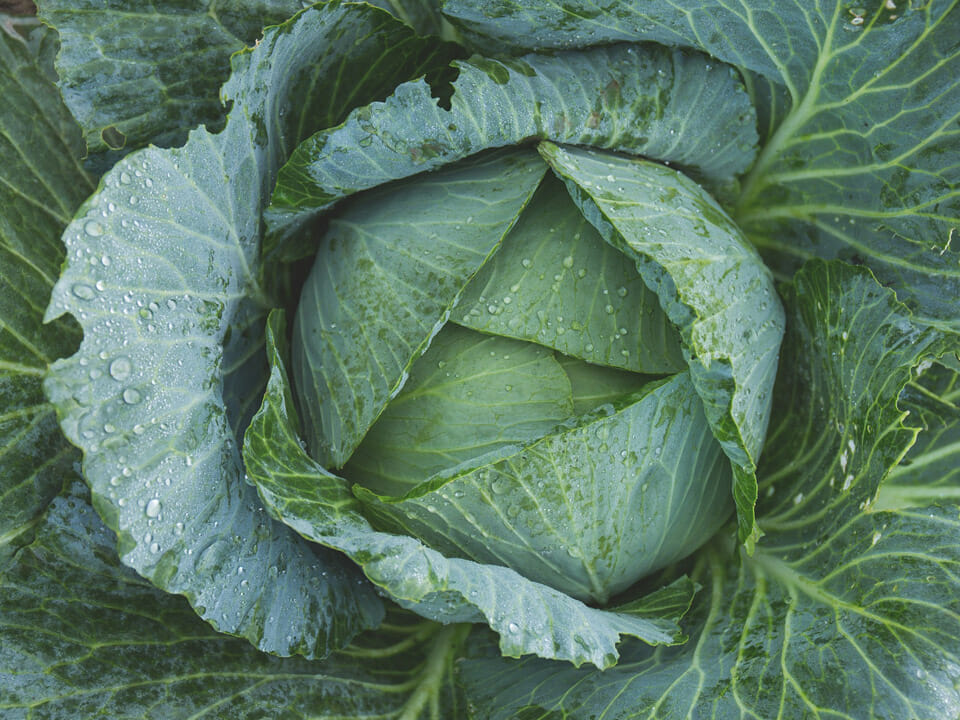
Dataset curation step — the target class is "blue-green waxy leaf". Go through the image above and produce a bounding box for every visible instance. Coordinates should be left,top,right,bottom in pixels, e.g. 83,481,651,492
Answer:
0,481,472,718
42,2,455,660
0,24,91,564
456,173,686,373
443,0,960,334
541,143,785,551
292,149,547,468
355,364,732,605
245,312,685,669
458,261,958,720
34,0,303,156
265,42,757,260
344,324,575,497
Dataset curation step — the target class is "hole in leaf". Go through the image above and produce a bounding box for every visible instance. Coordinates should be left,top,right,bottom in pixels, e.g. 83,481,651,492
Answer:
425,63,460,111
100,125,126,150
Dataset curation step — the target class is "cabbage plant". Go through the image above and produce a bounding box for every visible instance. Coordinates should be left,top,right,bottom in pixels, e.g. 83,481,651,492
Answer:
1,0,959,718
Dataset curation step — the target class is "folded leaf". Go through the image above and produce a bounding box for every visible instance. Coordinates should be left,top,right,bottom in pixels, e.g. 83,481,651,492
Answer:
541,142,785,550
456,172,686,374
266,42,758,260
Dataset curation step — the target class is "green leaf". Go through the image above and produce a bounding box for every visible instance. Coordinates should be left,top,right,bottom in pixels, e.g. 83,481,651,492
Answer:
366,0,450,36
245,311,685,669
556,354,653,416
35,0,303,155
42,2,453,659
355,369,732,604
344,324,575,496
0,481,472,719
874,363,960,511
0,25,91,563
458,260,958,720
443,0,960,334
541,142,785,550
265,42,758,261
456,172,686,374
291,149,548,468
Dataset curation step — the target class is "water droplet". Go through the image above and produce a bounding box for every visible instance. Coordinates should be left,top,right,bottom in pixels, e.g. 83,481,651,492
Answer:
145,498,161,518
521,258,532,268
119,171,131,184
109,357,132,381
84,220,104,237
72,284,96,300
604,304,614,314
149,542,161,554
617,286,628,297
562,255,574,268
166,298,177,310
507,622,519,634
123,388,142,404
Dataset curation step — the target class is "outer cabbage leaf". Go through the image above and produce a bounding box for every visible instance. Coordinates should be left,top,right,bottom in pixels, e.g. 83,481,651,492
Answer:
541,143,785,550
0,482,471,719
266,42,758,261
0,24,91,563
458,260,959,720
43,2,453,659
35,0,304,156
443,0,960,333
244,311,686,670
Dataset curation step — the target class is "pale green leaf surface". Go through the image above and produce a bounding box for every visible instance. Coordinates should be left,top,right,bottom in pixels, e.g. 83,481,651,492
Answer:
291,149,547,468
0,482,471,719
42,2,454,659
443,0,960,333
244,312,684,669
344,324,575,496
355,369,732,604
541,142,785,549
0,25,91,562
557,354,653,416
265,42,757,260
35,0,303,155
459,261,958,720
456,172,686,374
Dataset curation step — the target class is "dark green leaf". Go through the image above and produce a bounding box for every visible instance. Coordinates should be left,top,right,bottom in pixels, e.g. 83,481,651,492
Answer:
0,482,470,719
35,0,303,155
0,24,90,563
